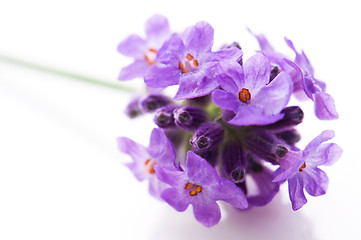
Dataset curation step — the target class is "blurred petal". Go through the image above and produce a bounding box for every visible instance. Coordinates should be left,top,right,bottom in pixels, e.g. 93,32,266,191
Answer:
118,60,149,80
314,92,339,120
303,167,328,197
148,128,176,166
145,14,171,40
144,64,181,88
184,21,214,57
304,130,335,157
117,34,146,59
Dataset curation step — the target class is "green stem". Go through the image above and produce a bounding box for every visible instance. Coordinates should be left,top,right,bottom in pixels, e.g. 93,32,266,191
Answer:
0,54,135,92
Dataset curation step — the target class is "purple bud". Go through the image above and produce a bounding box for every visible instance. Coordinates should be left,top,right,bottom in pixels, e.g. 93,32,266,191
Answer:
174,106,207,131
275,129,301,145
190,122,224,152
222,139,247,183
243,129,288,165
265,106,304,130
140,95,172,113
193,148,219,167
154,104,178,128
125,97,143,118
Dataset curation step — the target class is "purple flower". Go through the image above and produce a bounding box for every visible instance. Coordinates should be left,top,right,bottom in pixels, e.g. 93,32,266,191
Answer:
250,30,338,120
117,128,178,199
155,151,248,227
273,130,342,210
117,15,171,80
212,53,293,126
284,38,338,120
144,21,242,100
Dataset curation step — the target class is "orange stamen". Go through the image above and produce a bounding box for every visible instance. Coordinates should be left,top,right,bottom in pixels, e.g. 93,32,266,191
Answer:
179,61,187,74
190,190,197,196
149,48,157,53
193,60,199,66
144,159,156,174
299,162,306,172
238,88,251,102
185,182,192,189
196,186,202,193
186,54,194,61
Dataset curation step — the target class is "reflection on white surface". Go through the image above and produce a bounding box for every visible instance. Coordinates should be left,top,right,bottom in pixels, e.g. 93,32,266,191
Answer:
151,195,314,240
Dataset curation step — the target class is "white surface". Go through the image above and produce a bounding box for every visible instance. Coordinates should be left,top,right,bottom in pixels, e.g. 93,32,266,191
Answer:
0,1,360,239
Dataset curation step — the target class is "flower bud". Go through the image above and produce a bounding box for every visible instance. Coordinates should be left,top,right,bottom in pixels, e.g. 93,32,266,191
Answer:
276,129,301,145
174,106,207,131
190,122,224,152
153,104,178,128
140,94,172,113
265,106,304,130
222,139,247,183
125,97,143,118
243,129,288,165
193,148,219,167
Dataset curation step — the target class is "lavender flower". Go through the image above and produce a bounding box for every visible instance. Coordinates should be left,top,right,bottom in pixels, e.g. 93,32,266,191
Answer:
250,30,338,120
117,128,178,198
213,53,293,126
273,130,342,210
155,151,248,227
117,15,171,80
144,21,242,100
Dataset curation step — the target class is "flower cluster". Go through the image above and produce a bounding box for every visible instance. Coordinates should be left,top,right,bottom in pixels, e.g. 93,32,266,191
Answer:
117,15,342,227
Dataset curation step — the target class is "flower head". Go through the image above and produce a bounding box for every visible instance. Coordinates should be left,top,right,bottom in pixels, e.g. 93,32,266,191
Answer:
155,151,248,227
273,130,342,210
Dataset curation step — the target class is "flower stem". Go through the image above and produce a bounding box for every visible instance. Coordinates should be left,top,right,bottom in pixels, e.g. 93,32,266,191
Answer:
0,54,135,92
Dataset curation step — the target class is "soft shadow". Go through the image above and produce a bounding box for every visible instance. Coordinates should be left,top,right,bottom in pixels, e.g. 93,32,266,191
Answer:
149,194,315,240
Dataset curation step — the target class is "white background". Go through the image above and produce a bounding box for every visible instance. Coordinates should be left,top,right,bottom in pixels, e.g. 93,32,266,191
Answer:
0,0,360,239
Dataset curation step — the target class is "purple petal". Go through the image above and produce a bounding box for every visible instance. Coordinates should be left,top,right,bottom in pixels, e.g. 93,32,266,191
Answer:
145,14,171,41
203,47,243,63
212,89,239,113
117,137,149,164
288,176,307,211
144,64,181,88
186,151,220,186
228,106,284,126
307,143,342,166
156,36,184,64
173,66,219,100
209,178,248,209
217,62,244,92
251,71,293,115
248,28,275,53
183,21,214,57
148,177,167,199
147,128,176,167
302,167,328,197
314,92,339,120
192,197,221,227
118,59,150,80
248,167,280,206
273,151,304,182
303,130,335,157
284,37,314,75
117,34,146,59
161,188,190,211
243,53,271,92
154,165,185,188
